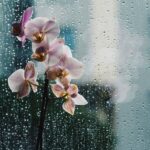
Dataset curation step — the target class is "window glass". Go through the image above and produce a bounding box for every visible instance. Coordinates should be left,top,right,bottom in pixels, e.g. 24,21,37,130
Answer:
1,0,149,150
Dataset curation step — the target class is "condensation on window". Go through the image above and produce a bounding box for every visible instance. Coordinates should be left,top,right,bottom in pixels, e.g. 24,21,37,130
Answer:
0,0,150,150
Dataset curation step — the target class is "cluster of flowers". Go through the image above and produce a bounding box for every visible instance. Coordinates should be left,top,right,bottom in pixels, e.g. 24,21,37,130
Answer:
8,7,88,115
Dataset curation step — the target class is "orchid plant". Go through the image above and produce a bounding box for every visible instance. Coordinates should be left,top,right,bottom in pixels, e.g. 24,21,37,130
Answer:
8,7,88,149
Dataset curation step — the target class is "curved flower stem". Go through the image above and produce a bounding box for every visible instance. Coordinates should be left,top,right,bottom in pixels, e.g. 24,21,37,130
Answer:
35,76,49,150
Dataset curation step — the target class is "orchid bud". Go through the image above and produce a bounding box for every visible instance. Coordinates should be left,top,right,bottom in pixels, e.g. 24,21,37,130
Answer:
11,23,22,36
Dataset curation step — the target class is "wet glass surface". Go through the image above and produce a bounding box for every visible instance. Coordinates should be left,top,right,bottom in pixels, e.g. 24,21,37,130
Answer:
0,0,150,150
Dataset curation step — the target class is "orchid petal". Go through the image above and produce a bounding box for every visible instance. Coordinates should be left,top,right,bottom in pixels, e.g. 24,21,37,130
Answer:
21,7,33,29
18,81,31,98
8,69,25,92
67,84,78,96
31,84,37,93
49,38,64,51
29,79,39,93
42,20,59,33
62,45,72,57
46,65,62,80
31,17,49,28
51,84,65,98
46,39,64,65
61,57,84,79
72,94,88,105
16,36,22,41
42,20,60,41
24,22,40,40
57,76,71,88
62,98,75,115
31,46,48,62
32,38,49,53
24,17,49,40
46,55,60,66
24,61,36,80
47,45,72,64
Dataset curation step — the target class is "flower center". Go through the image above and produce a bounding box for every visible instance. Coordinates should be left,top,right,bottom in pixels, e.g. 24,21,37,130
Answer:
32,47,47,62
26,80,38,87
61,92,69,99
57,69,69,78
70,84,78,98
32,32,45,43
72,84,78,90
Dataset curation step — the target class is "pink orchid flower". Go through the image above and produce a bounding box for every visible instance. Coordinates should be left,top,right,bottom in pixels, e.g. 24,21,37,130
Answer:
8,61,38,98
45,40,72,66
31,38,66,63
11,7,33,45
24,17,60,43
46,55,84,85
51,84,88,115
31,38,73,75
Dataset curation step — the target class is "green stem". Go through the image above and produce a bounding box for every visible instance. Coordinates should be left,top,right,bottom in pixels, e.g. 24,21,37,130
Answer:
35,77,49,150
